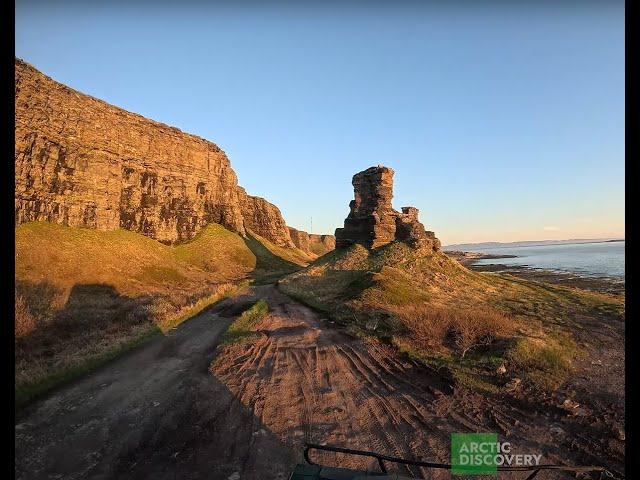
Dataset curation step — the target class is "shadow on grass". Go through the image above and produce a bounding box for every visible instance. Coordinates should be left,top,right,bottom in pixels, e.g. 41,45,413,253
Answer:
16,320,298,479
243,234,302,284
15,280,242,409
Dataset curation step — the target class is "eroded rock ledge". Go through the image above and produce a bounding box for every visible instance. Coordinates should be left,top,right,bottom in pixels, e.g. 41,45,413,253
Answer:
335,166,440,252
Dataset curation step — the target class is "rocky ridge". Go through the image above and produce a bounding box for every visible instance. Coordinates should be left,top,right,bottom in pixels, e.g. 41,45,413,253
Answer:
288,227,336,256
335,166,440,252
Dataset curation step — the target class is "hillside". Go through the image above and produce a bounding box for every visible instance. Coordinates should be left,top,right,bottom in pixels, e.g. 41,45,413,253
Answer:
15,221,310,405
280,165,624,398
279,242,623,391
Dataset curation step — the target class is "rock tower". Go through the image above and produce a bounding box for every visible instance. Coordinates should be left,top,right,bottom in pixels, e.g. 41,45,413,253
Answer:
334,166,440,252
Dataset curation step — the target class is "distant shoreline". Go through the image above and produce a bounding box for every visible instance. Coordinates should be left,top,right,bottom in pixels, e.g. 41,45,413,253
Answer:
466,262,625,296
444,238,625,251
445,251,518,265
445,248,625,296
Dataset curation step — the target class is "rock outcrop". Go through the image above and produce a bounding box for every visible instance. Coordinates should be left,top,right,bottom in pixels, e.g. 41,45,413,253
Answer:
238,188,294,247
288,227,335,256
288,227,310,253
335,166,440,252
14,58,294,246
309,234,336,254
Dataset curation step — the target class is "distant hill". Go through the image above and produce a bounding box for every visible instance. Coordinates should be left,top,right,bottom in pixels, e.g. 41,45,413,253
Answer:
443,238,624,251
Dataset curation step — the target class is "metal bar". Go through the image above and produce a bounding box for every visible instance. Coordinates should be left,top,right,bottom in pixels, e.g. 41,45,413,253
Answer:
524,469,541,480
377,458,387,474
304,443,609,476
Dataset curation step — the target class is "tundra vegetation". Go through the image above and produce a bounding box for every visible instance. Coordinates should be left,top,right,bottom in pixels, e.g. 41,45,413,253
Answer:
279,242,623,393
220,300,270,345
14,221,309,406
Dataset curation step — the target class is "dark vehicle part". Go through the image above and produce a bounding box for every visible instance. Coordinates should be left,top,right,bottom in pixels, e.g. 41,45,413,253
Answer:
288,443,616,480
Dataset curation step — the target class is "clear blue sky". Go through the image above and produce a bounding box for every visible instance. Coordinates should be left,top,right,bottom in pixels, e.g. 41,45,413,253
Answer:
15,1,625,245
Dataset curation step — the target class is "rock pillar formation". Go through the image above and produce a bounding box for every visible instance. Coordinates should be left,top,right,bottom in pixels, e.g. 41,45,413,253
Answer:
335,166,440,252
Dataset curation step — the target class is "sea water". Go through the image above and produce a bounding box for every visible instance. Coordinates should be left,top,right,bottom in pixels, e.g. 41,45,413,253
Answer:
471,241,625,278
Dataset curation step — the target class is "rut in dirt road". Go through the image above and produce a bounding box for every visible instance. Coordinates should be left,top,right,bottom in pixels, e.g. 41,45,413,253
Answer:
16,284,620,480
15,290,296,480
211,286,608,480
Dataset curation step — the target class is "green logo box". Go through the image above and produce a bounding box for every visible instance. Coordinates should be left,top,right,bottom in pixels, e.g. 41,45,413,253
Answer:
451,432,498,475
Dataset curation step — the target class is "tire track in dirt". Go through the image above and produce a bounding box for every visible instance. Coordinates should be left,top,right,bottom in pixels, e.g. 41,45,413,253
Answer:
212,285,623,479
15,284,623,479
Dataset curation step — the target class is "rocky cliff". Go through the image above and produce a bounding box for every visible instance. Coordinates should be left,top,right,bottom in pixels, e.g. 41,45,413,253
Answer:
309,234,336,254
238,188,293,247
288,227,335,256
15,58,294,246
335,166,440,253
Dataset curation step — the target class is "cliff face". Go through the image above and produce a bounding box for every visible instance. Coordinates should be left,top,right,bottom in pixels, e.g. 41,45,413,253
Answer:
238,188,294,247
14,59,293,246
309,234,336,255
288,227,336,256
335,166,440,253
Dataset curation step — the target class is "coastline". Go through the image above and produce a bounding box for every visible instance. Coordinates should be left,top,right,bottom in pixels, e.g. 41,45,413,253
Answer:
446,251,625,295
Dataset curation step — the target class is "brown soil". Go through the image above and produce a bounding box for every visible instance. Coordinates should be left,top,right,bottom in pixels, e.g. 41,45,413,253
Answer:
15,285,624,480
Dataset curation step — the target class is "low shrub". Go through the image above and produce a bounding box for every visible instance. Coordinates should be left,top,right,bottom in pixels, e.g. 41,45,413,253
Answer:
393,304,515,358
220,299,269,345
15,293,37,339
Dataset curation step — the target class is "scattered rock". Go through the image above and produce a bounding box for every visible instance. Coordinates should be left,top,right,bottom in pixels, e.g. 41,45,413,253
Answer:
496,364,507,375
561,398,580,410
228,472,241,480
615,427,625,441
365,319,379,331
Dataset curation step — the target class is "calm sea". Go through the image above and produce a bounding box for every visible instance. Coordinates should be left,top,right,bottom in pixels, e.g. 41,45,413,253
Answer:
471,241,625,278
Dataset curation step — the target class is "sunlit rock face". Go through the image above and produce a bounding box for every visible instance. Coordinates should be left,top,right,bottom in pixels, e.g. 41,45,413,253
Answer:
288,227,336,256
335,166,440,252
15,58,293,246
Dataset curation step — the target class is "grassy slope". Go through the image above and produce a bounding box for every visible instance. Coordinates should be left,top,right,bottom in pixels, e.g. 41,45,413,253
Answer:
244,230,316,284
219,299,269,345
279,242,624,392
15,221,309,406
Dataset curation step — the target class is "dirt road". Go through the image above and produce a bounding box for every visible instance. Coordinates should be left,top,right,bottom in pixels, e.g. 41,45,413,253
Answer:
15,285,623,479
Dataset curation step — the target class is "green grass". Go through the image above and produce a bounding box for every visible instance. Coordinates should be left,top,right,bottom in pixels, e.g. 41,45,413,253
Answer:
506,335,578,390
280,241,622,393
15,281,249,409
16,222,257,298
15,327,160,408
243,232,311,284
220,299,269,345
15,221,310,408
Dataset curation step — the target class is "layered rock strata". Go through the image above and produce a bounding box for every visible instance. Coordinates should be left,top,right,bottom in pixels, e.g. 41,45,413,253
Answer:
288,227,336,256
238,188,294,247
309,234,336,253
335,166,440,252
287,227,310,253
15,58,294,247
